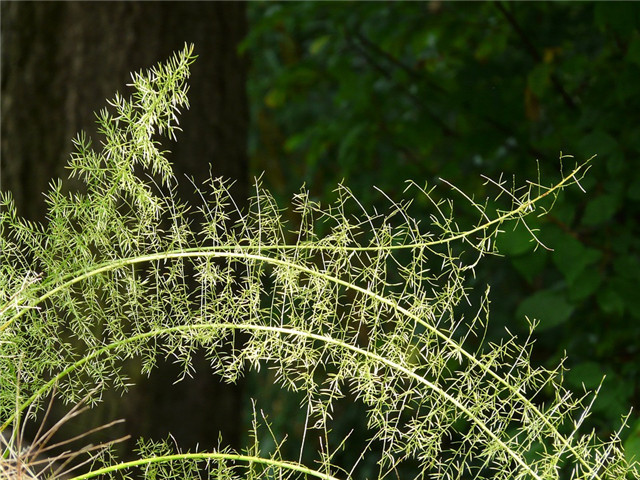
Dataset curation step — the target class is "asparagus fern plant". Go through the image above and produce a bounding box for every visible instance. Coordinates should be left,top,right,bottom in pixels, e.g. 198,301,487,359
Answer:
1,44,637,480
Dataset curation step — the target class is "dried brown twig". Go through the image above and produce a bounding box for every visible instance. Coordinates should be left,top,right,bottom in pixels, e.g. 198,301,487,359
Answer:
1,384,129,480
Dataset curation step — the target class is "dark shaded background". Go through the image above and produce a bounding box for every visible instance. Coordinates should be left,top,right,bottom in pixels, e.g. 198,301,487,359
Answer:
1,1,248,220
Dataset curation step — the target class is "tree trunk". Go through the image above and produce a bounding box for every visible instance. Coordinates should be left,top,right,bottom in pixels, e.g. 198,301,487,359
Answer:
1,1,248,454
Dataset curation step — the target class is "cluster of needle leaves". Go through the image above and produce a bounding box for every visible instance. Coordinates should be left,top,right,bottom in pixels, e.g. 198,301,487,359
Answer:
1,44,637,480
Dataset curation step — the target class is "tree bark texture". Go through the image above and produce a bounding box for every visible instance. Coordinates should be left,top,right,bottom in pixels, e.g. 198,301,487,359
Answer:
1,1,248,219
1,1,248,455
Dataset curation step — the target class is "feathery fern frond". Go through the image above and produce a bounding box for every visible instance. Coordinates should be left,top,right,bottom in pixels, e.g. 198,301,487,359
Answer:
1,43,637,480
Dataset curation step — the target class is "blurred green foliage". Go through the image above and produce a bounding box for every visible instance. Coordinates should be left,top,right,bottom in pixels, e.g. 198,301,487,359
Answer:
243,0,640,467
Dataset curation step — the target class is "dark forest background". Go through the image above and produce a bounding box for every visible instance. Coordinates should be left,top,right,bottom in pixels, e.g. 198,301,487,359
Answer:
2,0,639,472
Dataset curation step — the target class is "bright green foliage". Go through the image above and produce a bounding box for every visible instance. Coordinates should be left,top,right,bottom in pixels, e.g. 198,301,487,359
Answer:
1,45,638,480
243,1,640,444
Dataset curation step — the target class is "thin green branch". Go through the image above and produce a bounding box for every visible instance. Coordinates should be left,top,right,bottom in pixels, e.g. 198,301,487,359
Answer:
3,321,542,480
67,451,342,480
0,159,589,333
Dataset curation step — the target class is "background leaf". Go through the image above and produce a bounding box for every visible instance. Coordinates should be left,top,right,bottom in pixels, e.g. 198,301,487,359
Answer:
516,289,574,331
